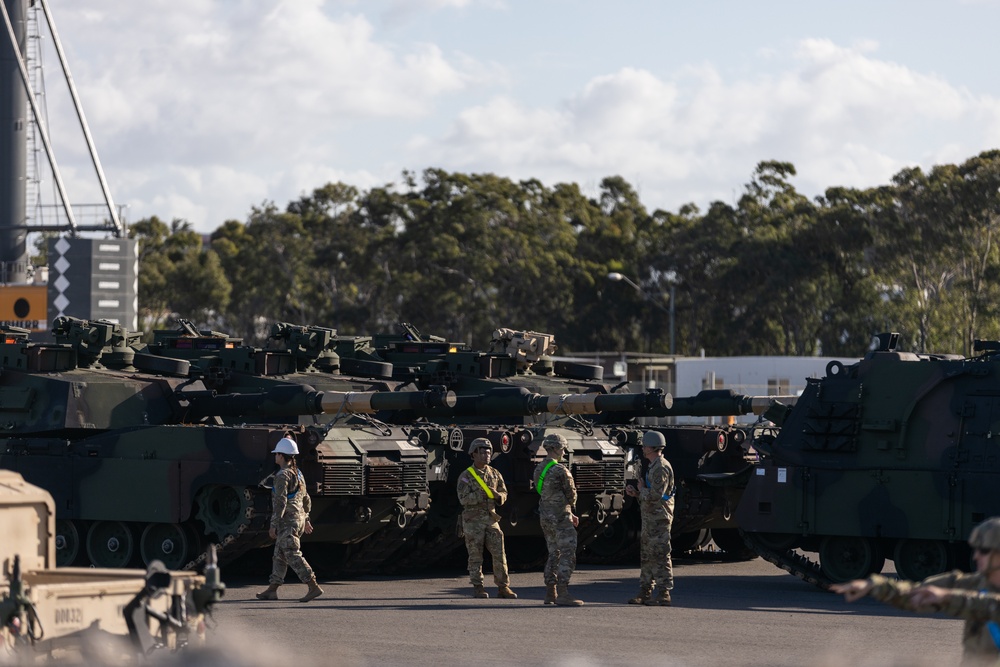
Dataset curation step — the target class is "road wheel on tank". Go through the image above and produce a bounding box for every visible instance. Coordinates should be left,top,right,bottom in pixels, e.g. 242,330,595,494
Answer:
819,536,884,583
748,531,798,552
86,521,136,568
584,518,635,560
673,529,711,553
711,528,757,561
893,539,950,582
195,485,253,540
55,519,83,567
140,522,199,570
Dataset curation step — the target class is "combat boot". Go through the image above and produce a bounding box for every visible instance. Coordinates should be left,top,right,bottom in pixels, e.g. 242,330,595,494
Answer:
298,578,324,603
255,583,280,600
543,584,557,605
554,584,584,607
497,585,518,599
644,589,671,607
627,585,652,605
472,584,490,598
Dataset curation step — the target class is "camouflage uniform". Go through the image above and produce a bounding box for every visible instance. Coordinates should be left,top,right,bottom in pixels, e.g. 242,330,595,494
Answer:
638,454,675,597
457,464,510,587
867,571,1000,663
533,456,578,587
268,466,315,586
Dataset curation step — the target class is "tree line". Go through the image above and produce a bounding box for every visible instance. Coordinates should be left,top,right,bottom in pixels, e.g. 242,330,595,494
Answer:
130,150,1000,358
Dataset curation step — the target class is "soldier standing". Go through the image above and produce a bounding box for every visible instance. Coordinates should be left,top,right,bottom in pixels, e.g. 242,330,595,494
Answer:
832,517,1000,663
457,438,517,599
624,430,675,606
533,433,584,606
256,437,324,603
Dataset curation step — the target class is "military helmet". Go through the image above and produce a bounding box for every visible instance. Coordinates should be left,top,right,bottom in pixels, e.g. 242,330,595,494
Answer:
969,517,1000,551
642,430,666,449
468,438,492,455
542,433,568,451
272,437,299,456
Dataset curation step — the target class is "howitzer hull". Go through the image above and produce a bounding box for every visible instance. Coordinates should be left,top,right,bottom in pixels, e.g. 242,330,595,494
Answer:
735,339,1000,587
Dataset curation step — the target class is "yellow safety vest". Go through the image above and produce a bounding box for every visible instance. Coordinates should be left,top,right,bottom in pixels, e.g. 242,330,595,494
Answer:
466,466,494,499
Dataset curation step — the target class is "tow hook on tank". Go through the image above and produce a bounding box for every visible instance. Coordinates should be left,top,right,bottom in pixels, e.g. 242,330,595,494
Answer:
394,504,408,528
593,502,607,524
355,506,373,523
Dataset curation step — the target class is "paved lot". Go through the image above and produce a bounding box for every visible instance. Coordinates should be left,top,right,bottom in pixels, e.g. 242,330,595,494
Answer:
204,556,963,667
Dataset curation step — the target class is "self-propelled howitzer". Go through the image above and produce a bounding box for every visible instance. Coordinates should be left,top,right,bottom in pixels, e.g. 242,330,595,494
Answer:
736,332,1000,587
0,319,451,574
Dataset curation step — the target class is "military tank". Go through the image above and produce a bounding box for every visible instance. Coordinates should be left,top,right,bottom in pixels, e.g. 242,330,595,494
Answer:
141,320,461,574
580,391,787,562
355,324,785,568
736,332,998,586
0,318,452,574
144,322,642,570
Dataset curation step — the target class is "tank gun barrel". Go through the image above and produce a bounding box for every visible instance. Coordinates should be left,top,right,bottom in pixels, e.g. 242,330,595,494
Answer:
183,385,456,418
547,389,673,414
650,389,796,417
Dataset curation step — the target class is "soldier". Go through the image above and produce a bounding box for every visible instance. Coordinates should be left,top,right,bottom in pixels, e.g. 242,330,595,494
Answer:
624,430,675,606
256,436,324,603
832,517,1000,663
533,433,584,606
457,437,517,599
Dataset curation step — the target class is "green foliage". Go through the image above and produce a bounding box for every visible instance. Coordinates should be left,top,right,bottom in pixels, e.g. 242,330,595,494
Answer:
130,216,230,339
133,152,1000,357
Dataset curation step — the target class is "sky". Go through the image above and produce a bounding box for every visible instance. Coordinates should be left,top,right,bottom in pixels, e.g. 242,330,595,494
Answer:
22,0,1000,233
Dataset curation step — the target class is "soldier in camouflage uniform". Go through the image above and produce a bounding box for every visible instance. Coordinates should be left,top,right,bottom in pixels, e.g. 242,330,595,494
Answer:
457,438,517,599
256,437,324,603
532,433,584,606
624,430,675,606
833,517,1000,664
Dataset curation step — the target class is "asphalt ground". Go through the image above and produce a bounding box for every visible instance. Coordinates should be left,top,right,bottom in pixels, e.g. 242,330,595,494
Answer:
201,555,964,667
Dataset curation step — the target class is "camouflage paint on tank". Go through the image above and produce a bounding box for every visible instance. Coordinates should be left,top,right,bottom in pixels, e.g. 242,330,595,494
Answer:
0,319,439,572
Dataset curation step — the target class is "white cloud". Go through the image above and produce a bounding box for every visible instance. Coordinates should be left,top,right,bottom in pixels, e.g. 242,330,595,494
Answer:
410,38,998,212
32,3,1000,235
38,0,494,229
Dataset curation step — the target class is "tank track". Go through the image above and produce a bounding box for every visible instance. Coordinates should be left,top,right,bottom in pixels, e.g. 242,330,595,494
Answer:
185,488,272,571
379,526,467,574
337,510,429,576
740,530,832,589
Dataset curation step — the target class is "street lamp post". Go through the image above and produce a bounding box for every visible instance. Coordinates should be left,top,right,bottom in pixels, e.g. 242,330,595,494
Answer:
607,271,675,355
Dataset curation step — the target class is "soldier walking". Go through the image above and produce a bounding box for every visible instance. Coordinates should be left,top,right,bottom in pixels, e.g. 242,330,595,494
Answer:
457,438,517,599
832,517,1000,663
533,433,584,606
256,436,324,603
624,430,675,606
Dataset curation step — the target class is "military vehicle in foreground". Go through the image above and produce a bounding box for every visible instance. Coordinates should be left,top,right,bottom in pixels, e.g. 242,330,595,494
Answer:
0,318,450,573
1,470,224,660
737,332,997,586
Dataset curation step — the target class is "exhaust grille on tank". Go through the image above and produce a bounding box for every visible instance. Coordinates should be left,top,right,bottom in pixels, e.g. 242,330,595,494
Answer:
366,463,403,495
401,462,427,494
572,460,625,491
321,462,363,496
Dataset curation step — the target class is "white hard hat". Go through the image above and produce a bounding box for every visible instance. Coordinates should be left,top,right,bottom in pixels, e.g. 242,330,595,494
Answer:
271,437,299,456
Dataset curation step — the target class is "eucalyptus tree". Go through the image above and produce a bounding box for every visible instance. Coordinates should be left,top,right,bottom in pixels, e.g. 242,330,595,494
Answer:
130,216,230,338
